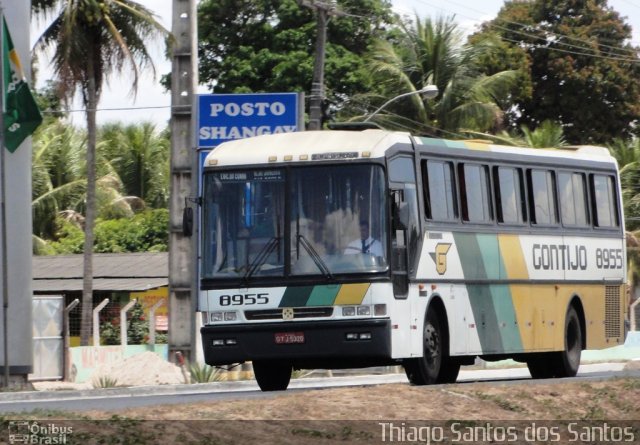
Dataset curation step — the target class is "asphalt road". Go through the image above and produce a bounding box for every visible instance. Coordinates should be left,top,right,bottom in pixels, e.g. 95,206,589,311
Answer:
0,363,636,413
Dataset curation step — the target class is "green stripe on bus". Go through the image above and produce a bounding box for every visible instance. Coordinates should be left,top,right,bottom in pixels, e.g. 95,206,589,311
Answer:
307,284,341,306
477,234,500,280
455,233,504,352
454,233,487,280
443,139,471,149
417,137,448,147
467,285,504,352
489,284,523,352
279,286,314,307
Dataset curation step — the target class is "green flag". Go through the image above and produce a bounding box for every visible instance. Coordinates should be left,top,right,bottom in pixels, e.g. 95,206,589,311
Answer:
2,18,42,153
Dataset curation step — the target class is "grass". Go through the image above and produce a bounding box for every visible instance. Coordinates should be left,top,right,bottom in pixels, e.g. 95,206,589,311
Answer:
92,376,120,389
188,362,224,383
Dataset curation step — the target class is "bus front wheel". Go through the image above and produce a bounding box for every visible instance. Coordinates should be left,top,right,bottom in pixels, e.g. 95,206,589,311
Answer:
404,308,460,385
252,360,292,391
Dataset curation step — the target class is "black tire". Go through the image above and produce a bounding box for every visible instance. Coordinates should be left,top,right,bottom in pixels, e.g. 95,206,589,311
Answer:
526,354,555,379
438,360,461,383
554,305,582,377
404,307,459,385
252,360,292,391
527,306,582,379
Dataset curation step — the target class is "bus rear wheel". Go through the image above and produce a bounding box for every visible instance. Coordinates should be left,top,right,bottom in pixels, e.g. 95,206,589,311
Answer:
404,308,460,385
526,354,555,379
526,305,582,379
252,360,292,391
554,305,582,377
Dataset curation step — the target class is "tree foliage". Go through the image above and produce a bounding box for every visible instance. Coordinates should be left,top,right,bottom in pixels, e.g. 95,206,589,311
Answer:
100,302,151,345
352,15,518,135
48,209,169,254
99,122,170,209
472,0,640,144
33,0,169,346
608,137,640,230
197,0,394,117
31,119,170,247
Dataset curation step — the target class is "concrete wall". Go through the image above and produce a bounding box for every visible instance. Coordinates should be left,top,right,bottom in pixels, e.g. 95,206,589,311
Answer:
70,345,168,383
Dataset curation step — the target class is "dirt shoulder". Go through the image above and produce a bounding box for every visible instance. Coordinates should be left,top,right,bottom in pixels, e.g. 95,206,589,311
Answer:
6,377,639,445
86,377,639,421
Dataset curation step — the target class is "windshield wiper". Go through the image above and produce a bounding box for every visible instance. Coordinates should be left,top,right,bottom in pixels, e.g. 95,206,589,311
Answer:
297,234,334,280
242,236,280,284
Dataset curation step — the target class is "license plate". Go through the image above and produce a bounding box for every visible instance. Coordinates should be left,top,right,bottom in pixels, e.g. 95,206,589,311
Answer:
275,332,305,344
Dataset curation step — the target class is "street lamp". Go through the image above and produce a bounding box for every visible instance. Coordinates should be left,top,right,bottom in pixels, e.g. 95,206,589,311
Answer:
363,85,438,122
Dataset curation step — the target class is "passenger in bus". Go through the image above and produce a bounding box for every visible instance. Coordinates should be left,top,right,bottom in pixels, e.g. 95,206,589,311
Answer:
344,220,383,256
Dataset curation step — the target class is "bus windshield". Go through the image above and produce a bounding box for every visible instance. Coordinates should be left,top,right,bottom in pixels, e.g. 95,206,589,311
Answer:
201,164,388,280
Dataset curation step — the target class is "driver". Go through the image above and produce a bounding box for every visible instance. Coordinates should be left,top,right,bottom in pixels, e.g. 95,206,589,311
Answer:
344,220,383,256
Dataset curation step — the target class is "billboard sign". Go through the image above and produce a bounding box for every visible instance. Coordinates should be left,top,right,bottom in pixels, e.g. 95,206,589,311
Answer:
197,92,300,148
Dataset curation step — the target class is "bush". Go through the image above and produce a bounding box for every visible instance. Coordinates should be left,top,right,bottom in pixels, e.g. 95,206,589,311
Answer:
46,209,169,255
188,362,223,383
99,302,149,345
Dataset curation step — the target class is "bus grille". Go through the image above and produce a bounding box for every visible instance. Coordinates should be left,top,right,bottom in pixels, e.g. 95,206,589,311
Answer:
245,307,334,321
605,285,621,338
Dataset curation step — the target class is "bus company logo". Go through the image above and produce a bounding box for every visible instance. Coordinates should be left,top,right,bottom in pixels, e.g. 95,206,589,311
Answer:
8,421,73,444
282,307,294,320
430,243,452,275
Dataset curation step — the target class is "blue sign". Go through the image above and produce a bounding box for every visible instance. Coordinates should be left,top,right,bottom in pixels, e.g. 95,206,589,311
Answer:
198,93,300,148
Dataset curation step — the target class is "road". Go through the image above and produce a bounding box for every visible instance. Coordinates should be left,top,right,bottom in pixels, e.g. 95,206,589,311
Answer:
1,363,636,413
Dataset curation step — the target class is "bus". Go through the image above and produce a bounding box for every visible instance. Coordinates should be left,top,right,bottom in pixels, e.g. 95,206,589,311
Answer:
194,129,627,391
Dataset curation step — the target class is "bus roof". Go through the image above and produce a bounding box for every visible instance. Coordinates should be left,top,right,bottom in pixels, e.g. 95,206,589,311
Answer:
203,130,410,167
203,130,616,168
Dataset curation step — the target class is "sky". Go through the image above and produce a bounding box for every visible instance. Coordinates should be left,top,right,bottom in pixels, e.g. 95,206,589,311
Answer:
33,0,640,128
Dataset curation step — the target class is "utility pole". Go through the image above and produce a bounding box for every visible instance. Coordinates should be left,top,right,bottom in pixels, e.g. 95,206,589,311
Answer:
169,0,197,361
301,1,340,131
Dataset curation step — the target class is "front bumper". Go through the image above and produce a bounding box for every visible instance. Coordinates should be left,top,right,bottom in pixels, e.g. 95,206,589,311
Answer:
201,318,392,367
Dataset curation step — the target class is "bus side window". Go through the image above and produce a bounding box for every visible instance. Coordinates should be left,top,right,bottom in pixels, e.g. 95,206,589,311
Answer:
422,159,457,221
558,172,589,227
590,174,619,228
494,166,526,224
458,163,493,223
527,169,558,226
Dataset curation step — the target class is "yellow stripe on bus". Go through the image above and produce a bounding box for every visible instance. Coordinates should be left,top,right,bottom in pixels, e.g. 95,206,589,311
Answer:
498,234,529,280
464,141,491,151
511,284,615,352
334,283,370,305
510,285,559,351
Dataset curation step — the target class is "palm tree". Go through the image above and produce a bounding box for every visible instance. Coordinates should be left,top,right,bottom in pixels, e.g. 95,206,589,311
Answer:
361,15,517,135
520,120,567,149
99,122,170,209
32,121,86,240
34,1,168,346
608,138,640,232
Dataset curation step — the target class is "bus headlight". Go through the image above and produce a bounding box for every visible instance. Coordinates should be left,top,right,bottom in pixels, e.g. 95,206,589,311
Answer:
357,305,371,316
342,307,356,317
210,311,238,322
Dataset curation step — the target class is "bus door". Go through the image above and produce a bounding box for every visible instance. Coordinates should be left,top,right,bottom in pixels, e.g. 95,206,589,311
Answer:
388,156,422,354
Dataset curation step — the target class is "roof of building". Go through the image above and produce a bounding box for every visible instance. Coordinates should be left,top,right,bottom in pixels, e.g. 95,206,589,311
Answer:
32,252,168,293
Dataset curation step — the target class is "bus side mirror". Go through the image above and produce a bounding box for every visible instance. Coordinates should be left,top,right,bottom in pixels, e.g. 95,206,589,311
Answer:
183,207,193,237
390,189,407,230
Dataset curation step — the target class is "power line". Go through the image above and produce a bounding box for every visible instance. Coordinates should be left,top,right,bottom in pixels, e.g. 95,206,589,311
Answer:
410,0,640,61
41,104,172,114
499,34,640,63
439,0,640,56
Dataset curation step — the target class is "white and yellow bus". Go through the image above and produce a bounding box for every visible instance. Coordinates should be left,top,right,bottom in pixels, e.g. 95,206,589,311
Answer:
196,129,627,391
